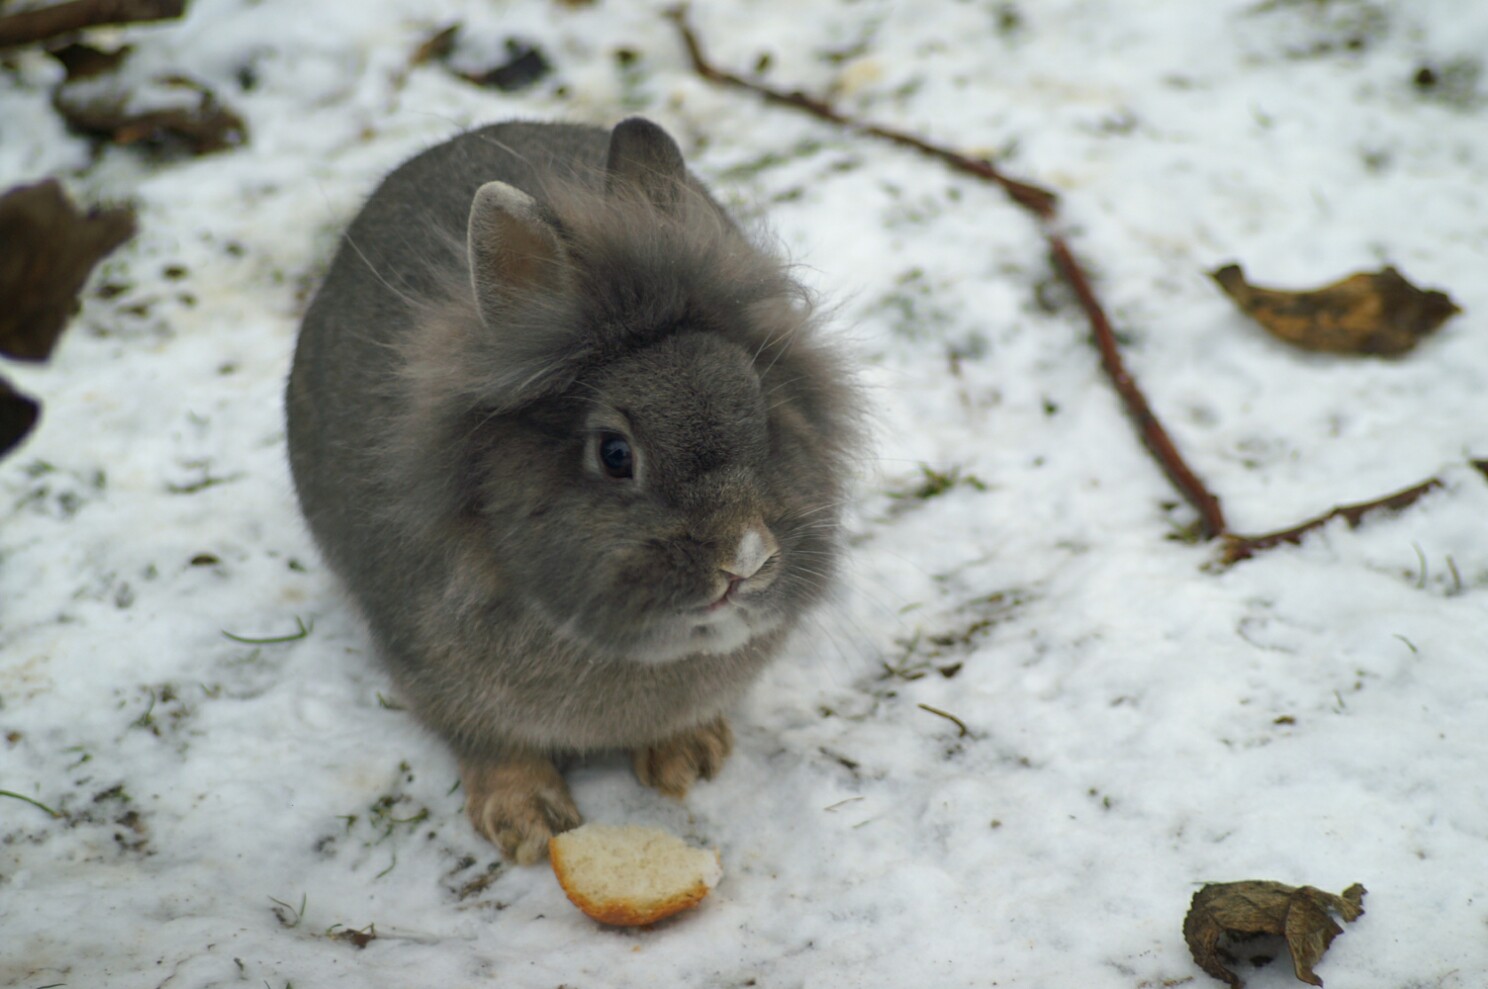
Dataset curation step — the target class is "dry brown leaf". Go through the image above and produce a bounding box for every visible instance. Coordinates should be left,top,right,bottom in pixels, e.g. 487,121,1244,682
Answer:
0,179,135,362
0,0,184,50
50,45,247,155
1184,880,1366,988
1212,263,1459,356
48,41,132,79
1,376,40,458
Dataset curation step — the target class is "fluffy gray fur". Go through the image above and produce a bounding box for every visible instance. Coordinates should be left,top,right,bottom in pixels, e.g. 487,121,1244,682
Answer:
286,119,858,846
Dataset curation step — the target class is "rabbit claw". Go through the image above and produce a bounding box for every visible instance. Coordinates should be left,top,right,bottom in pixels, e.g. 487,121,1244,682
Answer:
633,716,734,798
460,752,581,864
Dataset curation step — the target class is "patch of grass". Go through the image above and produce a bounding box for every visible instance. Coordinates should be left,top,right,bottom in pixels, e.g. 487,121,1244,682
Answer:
886,465,987,507
11,460,107,518
450,861,505,902
128,683,192,739
871,265,961,340
166,466,245,494
716,138,826,181
270,893,307,929
917,465,985,499
324,763,438,879
222,616,312,644
883,588,1032,680
0,788,62,818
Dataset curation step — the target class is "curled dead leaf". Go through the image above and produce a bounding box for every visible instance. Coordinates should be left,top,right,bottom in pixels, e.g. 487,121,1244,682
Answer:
1184,880,1366,988
1212,263,1459,356
0,179,135,362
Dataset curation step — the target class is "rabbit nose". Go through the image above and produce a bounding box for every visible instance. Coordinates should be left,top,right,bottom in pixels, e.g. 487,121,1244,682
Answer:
721,523,779,582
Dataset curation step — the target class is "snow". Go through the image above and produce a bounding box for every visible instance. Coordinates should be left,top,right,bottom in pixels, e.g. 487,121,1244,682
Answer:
3,0,1487,986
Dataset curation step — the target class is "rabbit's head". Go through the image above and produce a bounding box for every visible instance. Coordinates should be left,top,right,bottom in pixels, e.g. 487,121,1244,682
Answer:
392,119,859,663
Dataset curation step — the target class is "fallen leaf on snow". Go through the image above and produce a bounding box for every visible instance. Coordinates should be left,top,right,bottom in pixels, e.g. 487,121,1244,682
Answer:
0,377,40,458
0,0,184,51
0,179,135,362
50,44,247,155
411,25,553,92
1184,880,1366,988
463,40,552,90
48,41,132,78
1211,263,1459,356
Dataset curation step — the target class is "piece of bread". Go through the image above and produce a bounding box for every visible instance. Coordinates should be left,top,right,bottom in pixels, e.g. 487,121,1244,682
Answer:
549,823,722,926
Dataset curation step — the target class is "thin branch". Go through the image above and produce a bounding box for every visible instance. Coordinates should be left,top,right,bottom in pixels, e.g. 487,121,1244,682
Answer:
1046,234,1227,538
667,5,1485,561
1223,474,1448,564
667,4,1228,539
0,0,185,50
666,5,1058,218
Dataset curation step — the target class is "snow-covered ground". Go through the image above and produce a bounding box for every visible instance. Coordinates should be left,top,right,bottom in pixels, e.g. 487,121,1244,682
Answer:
4,1,1487,985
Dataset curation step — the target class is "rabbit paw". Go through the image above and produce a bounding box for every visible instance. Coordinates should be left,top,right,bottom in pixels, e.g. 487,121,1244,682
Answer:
460,752,581,864
633,717,734,798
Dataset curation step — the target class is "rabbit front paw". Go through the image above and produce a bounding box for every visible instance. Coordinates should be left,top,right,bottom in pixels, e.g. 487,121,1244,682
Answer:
460,752,581,864
632,716,734,798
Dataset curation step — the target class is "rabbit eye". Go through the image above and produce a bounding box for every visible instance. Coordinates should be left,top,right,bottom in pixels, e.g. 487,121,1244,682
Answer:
598,433,634,479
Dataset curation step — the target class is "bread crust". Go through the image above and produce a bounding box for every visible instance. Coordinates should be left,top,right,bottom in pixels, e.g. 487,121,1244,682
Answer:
548,825,719,926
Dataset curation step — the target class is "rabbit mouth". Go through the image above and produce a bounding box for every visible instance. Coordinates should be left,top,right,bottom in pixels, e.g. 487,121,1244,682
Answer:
529,581,779,664
626,593,783,664
705,580,742,613
703,552,781,614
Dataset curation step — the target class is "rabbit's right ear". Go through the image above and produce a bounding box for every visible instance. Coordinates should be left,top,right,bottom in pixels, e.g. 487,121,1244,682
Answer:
605,117,686,211
467,181,571,324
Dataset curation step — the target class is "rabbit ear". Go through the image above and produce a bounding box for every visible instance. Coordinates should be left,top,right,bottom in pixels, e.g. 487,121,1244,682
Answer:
467,181,571,323
605,117,686,211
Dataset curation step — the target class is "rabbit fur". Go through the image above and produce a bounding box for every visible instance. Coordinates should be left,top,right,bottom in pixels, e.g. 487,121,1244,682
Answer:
286,118,858,862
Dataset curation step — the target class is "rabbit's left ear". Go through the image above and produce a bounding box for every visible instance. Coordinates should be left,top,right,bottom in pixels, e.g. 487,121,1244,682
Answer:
605,117,687,211
467,180,571,323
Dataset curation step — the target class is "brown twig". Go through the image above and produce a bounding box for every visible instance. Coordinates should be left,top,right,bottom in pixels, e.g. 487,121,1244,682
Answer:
0,0,185,50
1222,466,1487,564
667,6,1488,561
668,4,1228,538
666,5,1058,218
1046,234,1228,539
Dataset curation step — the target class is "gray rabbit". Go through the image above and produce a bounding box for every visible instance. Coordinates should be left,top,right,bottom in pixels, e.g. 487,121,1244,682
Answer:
286,118,858,863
